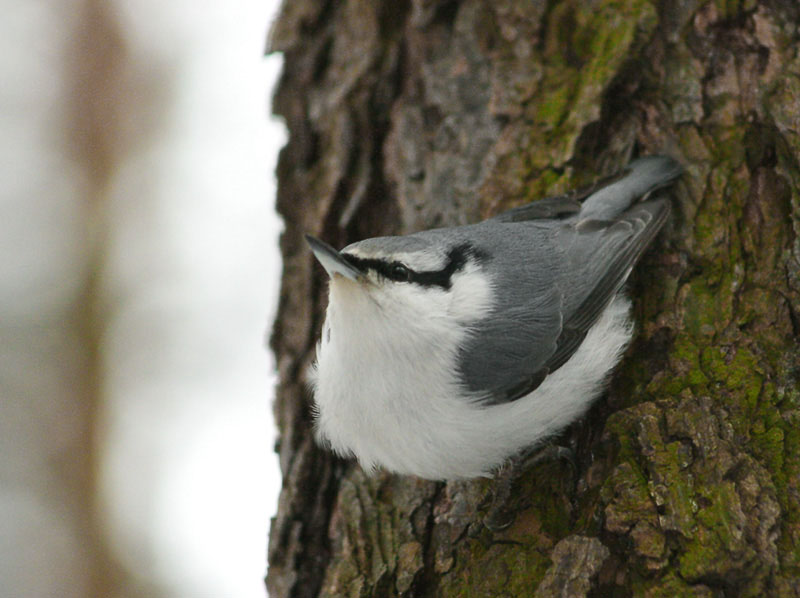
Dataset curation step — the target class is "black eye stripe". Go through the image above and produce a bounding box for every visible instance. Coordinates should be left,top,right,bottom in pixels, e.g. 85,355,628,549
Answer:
342,243,489,289
340,256,414,283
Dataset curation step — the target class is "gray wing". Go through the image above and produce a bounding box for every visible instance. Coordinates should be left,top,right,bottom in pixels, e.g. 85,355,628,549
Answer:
458,283,565,403
458,199,670,405
539,200,670,376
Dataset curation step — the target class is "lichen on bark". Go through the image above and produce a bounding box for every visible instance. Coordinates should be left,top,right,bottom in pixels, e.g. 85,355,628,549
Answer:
267,1,800,596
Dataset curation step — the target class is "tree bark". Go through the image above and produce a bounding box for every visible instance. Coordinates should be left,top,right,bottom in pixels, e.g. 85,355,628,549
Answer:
267,1,800,596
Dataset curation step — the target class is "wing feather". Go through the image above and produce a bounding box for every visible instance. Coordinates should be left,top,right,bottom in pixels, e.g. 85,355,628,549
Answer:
456,156,682,405
462,199,671,405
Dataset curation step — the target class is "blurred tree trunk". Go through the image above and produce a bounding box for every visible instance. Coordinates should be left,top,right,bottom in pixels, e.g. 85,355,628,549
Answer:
267,1,800,596
0,2,127,597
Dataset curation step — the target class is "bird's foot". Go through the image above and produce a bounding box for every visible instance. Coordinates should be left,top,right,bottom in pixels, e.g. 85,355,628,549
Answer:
484,444,577,532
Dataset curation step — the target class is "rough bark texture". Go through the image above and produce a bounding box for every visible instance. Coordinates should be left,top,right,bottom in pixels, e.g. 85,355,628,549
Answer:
267,1,800,596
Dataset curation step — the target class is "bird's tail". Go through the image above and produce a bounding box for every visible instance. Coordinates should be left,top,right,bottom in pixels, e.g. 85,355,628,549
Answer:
579,155,683,220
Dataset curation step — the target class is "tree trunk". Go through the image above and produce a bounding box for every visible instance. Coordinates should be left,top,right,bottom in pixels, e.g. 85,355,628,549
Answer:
266,1,800,596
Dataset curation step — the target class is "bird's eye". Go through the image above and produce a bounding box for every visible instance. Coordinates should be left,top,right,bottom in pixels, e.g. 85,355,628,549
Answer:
390,263,411,282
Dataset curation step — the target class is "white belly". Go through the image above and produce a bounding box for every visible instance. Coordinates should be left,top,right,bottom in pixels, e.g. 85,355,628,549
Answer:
309,279,633,480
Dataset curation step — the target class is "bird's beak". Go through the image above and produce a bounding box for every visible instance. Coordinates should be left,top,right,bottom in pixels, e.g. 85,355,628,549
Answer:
305,234,363,282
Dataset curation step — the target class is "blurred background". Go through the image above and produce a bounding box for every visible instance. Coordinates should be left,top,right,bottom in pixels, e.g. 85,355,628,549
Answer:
0,0,285,596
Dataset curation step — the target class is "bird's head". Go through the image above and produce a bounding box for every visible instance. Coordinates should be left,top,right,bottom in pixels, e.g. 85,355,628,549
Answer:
305,232,492,323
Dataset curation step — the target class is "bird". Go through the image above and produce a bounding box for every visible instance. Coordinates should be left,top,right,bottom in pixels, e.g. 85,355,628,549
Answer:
305,155,683,480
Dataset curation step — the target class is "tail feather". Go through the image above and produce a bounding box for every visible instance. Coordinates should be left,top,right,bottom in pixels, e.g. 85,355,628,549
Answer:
579,155,683,220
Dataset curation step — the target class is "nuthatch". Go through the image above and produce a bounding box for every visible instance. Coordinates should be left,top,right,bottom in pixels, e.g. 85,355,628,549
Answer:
306,155,683,480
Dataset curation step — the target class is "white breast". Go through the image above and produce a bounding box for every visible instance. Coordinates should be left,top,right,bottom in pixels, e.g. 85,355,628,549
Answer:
308,274,633,480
